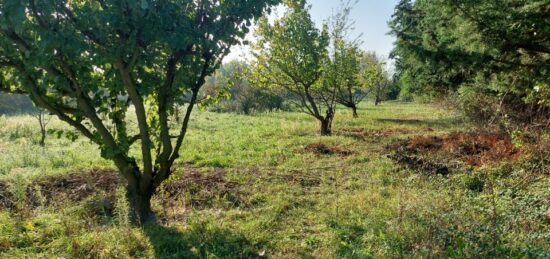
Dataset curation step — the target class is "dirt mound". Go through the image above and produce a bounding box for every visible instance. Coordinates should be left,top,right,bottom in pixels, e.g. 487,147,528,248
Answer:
388,132,520,174
396,132,519,166
26,169,121,207
160,168,241,208
338,127,411,140
305,143,352,156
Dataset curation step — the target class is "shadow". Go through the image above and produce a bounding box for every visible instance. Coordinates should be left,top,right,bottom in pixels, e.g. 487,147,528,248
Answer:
375,117,464,129
143,222,264,259
327,220,370,258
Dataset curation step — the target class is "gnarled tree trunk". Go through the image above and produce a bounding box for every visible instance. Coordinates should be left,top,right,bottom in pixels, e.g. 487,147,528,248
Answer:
125,171,156,225
319,109,335,136
320,119,331,136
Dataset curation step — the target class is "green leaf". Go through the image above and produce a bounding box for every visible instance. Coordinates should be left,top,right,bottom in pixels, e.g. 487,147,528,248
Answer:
140,0,149,10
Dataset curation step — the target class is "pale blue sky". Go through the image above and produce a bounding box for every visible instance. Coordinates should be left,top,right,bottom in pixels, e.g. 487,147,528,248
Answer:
310,0,399,58
226,0,399,62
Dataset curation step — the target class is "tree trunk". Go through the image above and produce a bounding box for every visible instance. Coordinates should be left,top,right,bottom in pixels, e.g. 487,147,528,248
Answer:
126,177,156,225
39,127,46,147
319,109,334,136
38,111,46,147
375,95,381,106
351,105,358,118
320,119,331,136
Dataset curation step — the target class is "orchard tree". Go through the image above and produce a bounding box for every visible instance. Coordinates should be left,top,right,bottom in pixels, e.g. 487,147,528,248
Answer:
252,0,334,135
35,108,51,147
0,0,280,224
361,52,391,106
325,0,365,118
331,43,364,117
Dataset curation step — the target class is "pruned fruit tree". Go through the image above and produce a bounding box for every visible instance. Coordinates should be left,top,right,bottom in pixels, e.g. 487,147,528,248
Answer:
0,0,281,224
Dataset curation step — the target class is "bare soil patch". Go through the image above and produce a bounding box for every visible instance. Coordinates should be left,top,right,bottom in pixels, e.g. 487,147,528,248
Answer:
0,166,243,214
389,153,452,175
159,168,241,208
388,132,520,174
26,169,121,207
305,143,352,156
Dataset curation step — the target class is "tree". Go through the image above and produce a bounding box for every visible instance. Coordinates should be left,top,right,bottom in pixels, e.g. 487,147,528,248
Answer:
34,108,51,147
325,0,366,118
252,0,334,135
0,0,280,224
390,0,550,126
361,52,391,106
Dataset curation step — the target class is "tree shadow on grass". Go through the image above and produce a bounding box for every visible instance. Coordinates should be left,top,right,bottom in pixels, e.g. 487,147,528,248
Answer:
143,223,264,259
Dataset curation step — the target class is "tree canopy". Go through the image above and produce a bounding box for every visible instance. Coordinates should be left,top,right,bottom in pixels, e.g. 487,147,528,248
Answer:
252,0,335,135
390,0,550,126
325,0,365,118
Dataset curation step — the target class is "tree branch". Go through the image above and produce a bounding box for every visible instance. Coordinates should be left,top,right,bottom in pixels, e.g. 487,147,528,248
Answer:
115,58,154,183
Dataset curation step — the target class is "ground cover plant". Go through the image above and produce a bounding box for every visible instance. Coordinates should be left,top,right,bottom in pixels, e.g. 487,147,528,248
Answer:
0,102,548,258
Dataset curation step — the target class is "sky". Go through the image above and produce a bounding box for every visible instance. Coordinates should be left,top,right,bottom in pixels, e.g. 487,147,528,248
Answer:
226,0,400,63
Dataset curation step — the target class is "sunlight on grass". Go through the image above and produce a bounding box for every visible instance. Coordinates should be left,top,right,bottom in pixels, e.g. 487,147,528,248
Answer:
1,102,547,258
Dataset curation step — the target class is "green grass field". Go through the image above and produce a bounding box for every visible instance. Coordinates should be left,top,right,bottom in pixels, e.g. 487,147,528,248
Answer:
0,102,548,258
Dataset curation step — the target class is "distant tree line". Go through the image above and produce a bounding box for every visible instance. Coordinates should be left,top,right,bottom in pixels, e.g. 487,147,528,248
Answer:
198,29,397,123
0,92,36,115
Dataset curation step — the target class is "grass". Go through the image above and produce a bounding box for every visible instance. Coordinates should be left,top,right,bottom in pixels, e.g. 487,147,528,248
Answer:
0,102,548,258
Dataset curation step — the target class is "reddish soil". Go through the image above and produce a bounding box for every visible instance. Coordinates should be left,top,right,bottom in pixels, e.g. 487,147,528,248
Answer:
305,143,352,156
388,132,521,174
400,132,519,166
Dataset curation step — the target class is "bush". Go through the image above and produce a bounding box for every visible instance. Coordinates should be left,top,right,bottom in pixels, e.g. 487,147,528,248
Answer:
211,87,288,115
201,60,289,115
457,85,501,125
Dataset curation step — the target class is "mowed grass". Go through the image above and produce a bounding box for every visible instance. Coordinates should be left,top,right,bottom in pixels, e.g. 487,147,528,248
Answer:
0,102,548,258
